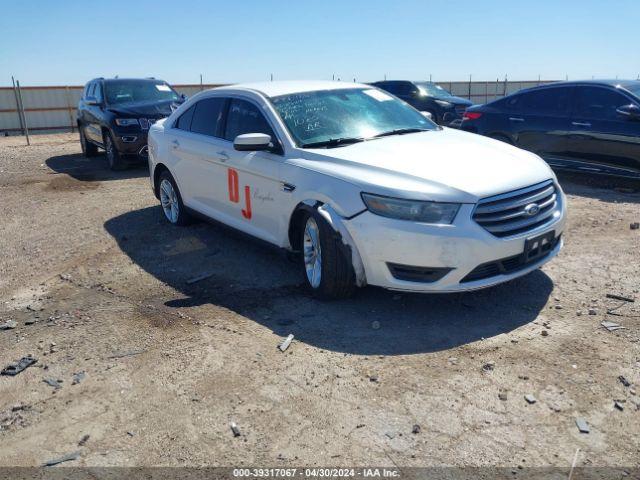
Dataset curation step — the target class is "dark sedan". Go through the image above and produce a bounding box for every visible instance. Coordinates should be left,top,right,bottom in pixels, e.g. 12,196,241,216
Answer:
371,80,472,126
461,80,640,179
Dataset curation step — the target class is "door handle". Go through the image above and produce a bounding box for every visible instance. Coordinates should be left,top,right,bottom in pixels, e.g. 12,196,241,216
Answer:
170,139,180,148
216,150,229,162
571,121,591,127
509,117,525,122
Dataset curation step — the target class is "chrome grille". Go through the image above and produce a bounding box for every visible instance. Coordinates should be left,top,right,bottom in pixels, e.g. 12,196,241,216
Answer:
473,180,560,237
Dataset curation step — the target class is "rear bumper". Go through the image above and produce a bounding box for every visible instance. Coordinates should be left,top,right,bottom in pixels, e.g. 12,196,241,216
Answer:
343,199,566,293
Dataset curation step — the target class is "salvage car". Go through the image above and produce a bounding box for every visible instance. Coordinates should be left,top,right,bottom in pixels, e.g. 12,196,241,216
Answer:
148,81,566,298
461,80,640,178
77,77,184,169
371,80,473,126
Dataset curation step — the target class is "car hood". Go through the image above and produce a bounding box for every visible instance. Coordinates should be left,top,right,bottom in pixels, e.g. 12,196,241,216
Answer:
106,99,180,117
292,128,554,203
439,95,473,106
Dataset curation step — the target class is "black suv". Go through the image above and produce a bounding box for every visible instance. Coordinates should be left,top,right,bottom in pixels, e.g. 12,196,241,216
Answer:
77,78,184,169
461,80,640,178
371,80,472,125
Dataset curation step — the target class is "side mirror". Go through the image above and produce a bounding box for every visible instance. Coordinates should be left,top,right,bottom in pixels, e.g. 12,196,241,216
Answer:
616,104,640,119
234,133,272,152
180,94,187,101
85,97,100,106
420,111,434,121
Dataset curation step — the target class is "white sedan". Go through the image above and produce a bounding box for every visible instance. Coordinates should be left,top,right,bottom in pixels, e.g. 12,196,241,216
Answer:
147,81,566,299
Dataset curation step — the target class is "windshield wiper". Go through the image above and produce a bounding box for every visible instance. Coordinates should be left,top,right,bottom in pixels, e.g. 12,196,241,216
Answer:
301,137,365,149
372,128,431,138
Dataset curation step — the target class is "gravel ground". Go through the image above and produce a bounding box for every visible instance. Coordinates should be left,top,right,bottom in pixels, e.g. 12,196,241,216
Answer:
0,133,639,469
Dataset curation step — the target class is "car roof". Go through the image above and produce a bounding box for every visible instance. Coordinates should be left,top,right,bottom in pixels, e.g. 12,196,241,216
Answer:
101,78,167,83
213,80,371,98
519,79,640,91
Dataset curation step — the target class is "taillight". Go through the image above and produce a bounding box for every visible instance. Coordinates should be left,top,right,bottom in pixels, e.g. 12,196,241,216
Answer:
463,111,482,120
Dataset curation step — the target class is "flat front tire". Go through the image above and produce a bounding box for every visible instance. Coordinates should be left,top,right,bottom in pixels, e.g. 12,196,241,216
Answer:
158,171,190,226
300,209,356,299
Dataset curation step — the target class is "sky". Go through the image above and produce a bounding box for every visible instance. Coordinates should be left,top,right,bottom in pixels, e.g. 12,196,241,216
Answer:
2,0,639,87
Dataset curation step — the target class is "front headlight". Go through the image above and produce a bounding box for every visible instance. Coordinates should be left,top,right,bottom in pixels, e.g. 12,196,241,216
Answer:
435,100,453,107
361,193,460,224
115,118,139,126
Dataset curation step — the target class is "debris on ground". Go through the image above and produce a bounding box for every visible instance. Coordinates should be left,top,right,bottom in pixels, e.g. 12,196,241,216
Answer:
72,371,86,385
369,375,379,383
0,319,17,330
278,334,294,352
186,272,213,285
42,450,80,466
541,330,549,337
230,422,241,437
575,418,590,434
630,222,639,230
524,394,537,404
43,378,62,389
482,361,495,371
107,349,146,359
411,424,421,434
498,391,508,401
606,293,635,303
588,308,598,315
618,376,631,387
78,434,90,446
127,431,135,437
1,355,37,376
601,321,625,332
24,318,37,325
614,401,624,411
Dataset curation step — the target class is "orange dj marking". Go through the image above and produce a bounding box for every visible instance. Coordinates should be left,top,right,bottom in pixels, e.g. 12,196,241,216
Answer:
227,168,252,220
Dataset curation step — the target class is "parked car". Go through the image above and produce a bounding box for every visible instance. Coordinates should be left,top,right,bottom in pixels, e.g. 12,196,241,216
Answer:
77,77,185,170
370,80,473,126
148,81,566,299
461,80,640,178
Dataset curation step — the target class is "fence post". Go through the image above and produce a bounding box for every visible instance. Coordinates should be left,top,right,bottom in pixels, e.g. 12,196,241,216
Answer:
468,74,472,100
15,80,30,145
65,86,75,133
11,76,25,137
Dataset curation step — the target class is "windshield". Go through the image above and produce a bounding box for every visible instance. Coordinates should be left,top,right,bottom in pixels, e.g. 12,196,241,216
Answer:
415,82,454,98
104,80,180,105
270,88,437,147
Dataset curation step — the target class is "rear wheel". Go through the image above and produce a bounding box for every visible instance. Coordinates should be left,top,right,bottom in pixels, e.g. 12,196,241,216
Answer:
104,131,126,170
158,171,191,226
299,209,356,299
79,124,98,157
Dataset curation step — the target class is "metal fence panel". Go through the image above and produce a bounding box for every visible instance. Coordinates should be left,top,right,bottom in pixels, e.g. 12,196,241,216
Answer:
0,81,558,135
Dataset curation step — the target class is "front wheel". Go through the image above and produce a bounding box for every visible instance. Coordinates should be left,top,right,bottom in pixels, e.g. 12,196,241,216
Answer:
104,131,126,170
299,210,356,299
79,125,98,157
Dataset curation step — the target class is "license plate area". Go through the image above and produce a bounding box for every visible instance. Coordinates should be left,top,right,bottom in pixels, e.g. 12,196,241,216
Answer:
523,230,555,263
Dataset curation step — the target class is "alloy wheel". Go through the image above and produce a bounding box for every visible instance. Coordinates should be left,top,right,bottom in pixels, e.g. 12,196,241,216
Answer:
159,179,180,223
303,217,322,288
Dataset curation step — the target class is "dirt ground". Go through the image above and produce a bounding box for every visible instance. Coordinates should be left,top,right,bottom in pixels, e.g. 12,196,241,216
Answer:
0,133,638,469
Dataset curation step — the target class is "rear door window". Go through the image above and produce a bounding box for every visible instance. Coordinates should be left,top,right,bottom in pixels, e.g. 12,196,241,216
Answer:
572,86,630,120
223,99,276,141
189,97,226,137
175,104,196,131
508,88,572,116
